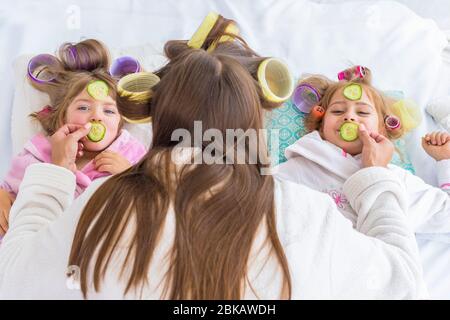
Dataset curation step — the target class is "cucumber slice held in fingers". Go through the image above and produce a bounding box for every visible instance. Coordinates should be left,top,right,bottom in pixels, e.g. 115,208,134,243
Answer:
87,121,106,142
340,122,359,142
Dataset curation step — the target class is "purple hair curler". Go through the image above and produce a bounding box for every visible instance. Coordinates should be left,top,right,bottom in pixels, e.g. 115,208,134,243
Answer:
292,84,320,113
67,45,78,69
27,54,59,83
110,56,141,78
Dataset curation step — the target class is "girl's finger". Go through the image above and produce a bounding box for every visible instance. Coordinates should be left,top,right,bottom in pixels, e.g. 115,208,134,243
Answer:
0,212,8,235
369,131,387,144
70,123,92,142
439,132,447,145
421,137,428,149
56,123,85,136
434,132,441,146
430,132,437,145
95,158,114,168
95,152,118,162
97,164,114,173
445,135,450,144
358,124,374,146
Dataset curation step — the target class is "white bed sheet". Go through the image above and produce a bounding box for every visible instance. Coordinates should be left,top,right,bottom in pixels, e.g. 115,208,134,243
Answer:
0,0,449,298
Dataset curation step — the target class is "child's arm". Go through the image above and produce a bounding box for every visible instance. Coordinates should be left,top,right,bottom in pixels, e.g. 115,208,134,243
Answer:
422,131,450,193
400,132,450,233
1,148,44,197
422,131,450,161
328,167,426,298
0,189,15,236
0,146,44,235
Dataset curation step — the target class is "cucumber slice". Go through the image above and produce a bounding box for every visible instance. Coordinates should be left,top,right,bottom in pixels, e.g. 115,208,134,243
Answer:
343,83,362,101
340,122,359,142
87,80,109,100
87,121,106,142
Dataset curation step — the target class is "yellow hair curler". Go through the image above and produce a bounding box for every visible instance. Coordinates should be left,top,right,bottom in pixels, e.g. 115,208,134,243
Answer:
257,58,294,103
391,99,422,132
122,117,153,124
118,72,160,124
187,12,219,49
206,22,240,52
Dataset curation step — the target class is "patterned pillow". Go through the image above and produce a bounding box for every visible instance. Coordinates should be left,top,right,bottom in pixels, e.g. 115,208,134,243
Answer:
264,91,415,174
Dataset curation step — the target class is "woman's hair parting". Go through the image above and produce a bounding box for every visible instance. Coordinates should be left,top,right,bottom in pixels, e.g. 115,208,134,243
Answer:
28,39,118,135
302,66,420,140
68,13,292,300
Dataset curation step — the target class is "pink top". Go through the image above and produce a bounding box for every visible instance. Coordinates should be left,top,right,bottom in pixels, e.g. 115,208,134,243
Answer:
1,129,147,198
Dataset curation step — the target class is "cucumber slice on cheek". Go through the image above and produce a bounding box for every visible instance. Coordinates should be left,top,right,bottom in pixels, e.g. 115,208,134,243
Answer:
87,121,106,142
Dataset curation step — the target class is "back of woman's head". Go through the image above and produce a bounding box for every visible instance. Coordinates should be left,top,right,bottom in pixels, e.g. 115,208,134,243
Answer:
151,42,265,148
29,39,117,135
68,28,291,300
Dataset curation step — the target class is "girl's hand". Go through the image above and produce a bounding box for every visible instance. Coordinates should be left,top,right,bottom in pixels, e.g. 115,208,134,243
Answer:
94,151,132,175
50,123,92,172
422,131,450,161
359,124,394,168
0,189,15,237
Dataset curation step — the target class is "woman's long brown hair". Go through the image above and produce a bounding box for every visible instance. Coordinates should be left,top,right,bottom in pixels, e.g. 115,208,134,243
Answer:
68,16,292,299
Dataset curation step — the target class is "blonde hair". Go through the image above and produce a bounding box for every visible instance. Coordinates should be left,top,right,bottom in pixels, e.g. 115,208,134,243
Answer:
303,67,406,140
29,39,122,135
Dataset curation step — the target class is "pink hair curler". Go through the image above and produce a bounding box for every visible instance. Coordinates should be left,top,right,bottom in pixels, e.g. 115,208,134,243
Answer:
384,115,401,130
337,65,366,81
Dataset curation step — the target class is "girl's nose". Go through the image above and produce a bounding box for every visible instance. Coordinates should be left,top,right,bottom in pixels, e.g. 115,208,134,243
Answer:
90,107,103,121
343,110,357,122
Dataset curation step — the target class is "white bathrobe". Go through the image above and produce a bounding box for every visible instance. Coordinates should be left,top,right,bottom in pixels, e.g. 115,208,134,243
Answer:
276,130,450,236
0,163,428,299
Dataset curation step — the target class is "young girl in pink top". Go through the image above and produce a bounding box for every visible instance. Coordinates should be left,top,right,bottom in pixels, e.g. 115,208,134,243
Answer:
0,39,148,236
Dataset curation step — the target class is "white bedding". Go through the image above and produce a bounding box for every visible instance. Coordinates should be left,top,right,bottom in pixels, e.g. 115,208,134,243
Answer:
0,0,449,298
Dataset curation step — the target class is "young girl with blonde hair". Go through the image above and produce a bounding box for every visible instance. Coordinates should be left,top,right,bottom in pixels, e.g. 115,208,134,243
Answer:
277,66,450,234
0,39,147,236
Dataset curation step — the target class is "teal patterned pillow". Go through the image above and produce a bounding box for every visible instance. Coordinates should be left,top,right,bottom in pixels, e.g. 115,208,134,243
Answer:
264,92,415,174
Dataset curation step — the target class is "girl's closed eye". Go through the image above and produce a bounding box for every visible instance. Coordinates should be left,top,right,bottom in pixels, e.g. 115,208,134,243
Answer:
104,107,117,115
77,104,90,111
